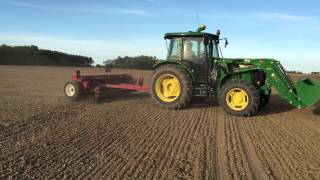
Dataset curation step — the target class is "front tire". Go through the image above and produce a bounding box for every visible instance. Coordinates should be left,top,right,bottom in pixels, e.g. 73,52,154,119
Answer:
150,64,193,109
220,80,260,116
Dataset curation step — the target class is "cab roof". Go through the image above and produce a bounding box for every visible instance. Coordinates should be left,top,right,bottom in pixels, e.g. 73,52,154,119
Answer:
164,31,219,40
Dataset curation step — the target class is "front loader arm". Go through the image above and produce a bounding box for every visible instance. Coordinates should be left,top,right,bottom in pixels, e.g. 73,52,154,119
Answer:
250,59,320,108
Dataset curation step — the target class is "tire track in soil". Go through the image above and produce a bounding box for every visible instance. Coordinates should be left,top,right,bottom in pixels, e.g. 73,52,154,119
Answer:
235,118,269,180
190,108,207,180
196,106,217,180
75,106,159,178
137,110,186,178
224,114,242,178
137,108,193,179
140,105,212,179
215,107,229,180
0,103,81,147
278,118,320,164
2,96,319,178
161,108,207,179
230,116,250,178
206,105,219,180
198,106,214,180
175,107,208,180
169,108,204,179
50,100,155,178
96,108,175,178
263,116,320,177
135,107,197,179
243,115,293,178
1,104,95,178
0,103,89,178
167,105,218,180
241,113,320,179
262,117,317,178
138,112,182,179
41,102,141,178
223,114,268,180
111,109,179,180
240,116,277,179
94,107,177,179
2,99,150,178
84,100,177,179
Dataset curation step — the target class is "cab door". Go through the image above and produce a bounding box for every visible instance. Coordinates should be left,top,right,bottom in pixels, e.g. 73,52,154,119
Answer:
182,37,208,84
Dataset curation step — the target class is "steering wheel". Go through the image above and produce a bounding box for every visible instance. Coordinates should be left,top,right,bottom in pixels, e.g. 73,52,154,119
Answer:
169,55,181,60
199,51,206,58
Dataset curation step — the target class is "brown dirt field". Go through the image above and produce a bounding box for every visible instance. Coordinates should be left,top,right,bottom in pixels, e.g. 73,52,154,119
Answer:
0,65,320,179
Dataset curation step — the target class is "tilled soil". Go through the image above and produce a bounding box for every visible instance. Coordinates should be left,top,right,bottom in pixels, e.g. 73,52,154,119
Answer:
0,65,320,179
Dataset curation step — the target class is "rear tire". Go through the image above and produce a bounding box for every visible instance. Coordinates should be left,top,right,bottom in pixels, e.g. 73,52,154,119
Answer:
150,64,193,109
64,80,81,100
220,80,260,116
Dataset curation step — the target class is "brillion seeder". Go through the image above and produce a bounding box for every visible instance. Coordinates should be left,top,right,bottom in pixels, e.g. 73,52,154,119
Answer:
64,70,149,100
64,25,320,117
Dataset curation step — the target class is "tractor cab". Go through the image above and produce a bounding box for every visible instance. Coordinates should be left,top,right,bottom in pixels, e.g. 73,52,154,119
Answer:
164,26,220,84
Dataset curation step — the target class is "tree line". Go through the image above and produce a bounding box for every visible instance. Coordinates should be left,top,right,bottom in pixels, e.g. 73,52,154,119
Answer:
0,44,94,66
103,55,162,70
286,70,303,74
287,70,320,75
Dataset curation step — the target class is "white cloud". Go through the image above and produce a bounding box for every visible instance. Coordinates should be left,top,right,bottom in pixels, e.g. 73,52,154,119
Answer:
71,6,151,16
0,0,42,8
118,9,149,16
0,33,166,64
201,10,319,25
0,0,151,16
255,12,317,23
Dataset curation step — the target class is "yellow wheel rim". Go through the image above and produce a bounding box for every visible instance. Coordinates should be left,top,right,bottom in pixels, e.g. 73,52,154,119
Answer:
226,88,249,111
155,74,181,102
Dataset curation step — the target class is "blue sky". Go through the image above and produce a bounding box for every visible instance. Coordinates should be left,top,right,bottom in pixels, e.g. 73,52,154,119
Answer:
0,0,320,72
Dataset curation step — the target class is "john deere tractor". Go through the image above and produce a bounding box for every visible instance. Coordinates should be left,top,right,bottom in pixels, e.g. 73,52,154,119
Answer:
150,25,320,116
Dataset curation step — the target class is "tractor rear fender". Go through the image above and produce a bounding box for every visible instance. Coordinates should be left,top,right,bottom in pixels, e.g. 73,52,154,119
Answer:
233,68,272,95
153,61,196,82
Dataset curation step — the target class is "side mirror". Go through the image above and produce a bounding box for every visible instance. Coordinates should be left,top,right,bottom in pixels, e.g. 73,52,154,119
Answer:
225,39,229,48
219,38,229,48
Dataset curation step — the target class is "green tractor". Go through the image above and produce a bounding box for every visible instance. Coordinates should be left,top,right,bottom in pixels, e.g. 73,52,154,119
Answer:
150,25,320,116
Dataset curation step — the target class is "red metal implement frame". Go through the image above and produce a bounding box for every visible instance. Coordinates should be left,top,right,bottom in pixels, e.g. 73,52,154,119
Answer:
72,70,149,99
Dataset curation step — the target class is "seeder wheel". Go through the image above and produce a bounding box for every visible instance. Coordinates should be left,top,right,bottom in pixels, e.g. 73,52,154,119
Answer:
64,80,82,100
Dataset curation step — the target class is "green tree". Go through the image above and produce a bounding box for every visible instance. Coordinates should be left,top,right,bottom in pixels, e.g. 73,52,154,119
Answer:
103,55,162,70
